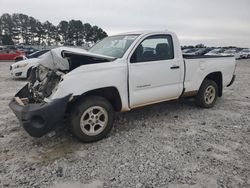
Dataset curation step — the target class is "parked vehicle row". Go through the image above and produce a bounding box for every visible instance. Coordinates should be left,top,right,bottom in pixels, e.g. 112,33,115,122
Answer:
15,45,38,55
182,48,213,56
235,48,250,59
9,30,236,143
205,48,225,56
182,47,250,59
0,45,48,61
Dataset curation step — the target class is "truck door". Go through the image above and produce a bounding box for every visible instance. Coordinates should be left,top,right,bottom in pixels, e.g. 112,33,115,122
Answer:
128,34,182,108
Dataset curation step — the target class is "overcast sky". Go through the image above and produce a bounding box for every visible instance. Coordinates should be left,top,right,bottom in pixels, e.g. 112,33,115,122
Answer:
1,0,250,47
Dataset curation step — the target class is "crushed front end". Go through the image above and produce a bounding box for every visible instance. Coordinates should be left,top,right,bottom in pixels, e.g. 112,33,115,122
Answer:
9,47,115,138
9,65,71,137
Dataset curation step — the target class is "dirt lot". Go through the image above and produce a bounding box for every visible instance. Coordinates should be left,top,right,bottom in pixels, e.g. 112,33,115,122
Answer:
0,60,249,188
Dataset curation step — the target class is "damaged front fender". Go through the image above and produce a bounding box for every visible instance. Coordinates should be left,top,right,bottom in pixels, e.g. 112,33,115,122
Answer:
9,84,72,137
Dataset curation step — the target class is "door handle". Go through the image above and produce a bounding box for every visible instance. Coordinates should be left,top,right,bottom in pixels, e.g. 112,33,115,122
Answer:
170,65,180,69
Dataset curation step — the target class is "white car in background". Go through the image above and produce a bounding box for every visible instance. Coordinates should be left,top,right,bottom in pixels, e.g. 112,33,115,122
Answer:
205,48,225,56
220,49,238,57
181,48,191,53
235,48,250,59
182,48,214,56
182,48,197,55
10,52,48,79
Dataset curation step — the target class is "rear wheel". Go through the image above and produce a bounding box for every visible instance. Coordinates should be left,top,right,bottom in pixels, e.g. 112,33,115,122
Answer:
70,96,114,142
195,79,218,108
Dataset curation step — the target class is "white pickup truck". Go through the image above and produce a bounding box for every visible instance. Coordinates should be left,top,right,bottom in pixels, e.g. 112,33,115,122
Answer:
9,31,236,142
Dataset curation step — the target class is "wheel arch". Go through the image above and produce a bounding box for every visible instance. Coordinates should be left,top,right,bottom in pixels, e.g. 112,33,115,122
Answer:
68,86,122,112
202,71,223,97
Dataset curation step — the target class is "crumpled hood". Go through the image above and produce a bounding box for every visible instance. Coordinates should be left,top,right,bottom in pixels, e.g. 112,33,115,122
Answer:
37,47,116,71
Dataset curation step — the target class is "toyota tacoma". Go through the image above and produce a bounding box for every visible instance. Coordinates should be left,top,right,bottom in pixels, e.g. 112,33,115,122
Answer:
9,31,236,142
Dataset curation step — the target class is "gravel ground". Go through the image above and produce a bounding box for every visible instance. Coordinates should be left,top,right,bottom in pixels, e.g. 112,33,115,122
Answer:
0,60,249,188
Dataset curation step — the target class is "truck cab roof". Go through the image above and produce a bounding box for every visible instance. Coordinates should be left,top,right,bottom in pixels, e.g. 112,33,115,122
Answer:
114,30,170,36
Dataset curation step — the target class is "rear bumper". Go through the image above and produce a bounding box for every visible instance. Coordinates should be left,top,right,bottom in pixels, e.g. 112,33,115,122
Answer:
9,85,72,137
227,75,235,87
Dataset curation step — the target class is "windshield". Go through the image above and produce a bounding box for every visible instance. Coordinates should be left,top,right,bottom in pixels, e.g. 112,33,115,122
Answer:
89,35,139,58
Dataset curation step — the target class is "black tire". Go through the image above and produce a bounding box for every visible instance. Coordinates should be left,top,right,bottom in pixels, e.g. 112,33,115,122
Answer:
70,96,114,143
195,79,218,108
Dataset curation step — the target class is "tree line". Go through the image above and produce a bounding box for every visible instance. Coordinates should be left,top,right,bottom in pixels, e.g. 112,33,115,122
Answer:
0,13,108,46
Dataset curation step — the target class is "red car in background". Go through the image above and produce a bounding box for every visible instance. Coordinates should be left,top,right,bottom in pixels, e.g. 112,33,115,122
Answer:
0,50,25,61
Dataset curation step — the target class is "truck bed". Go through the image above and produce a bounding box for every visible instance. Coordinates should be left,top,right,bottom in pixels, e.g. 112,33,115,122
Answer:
183,55,236,93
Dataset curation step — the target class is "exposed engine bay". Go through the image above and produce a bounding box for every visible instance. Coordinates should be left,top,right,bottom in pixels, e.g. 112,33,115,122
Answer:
27,65,64,103
9,47,116,137
12,65,64,107
14,47,115,105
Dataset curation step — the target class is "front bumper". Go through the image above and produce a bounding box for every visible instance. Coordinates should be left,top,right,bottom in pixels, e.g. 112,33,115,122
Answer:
9,84,72,137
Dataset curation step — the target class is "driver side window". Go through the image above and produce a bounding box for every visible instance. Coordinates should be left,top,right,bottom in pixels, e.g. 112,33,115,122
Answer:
130,35,174,63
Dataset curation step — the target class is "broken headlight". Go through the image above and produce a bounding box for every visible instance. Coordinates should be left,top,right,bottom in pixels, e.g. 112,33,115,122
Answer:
28,65,64,102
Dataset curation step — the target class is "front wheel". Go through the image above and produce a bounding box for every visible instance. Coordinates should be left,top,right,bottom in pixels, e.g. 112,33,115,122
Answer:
70,96,114,142
195,79,218,108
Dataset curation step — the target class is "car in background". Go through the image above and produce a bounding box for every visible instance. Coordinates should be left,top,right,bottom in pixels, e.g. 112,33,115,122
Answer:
26,49,49,59
24,47,38,55
182,48,214,56
10,51,49,79
182,48,197,55
205,48,225,56
15,49,50,62
220,49,238,57
235,48,250,59
16,45,38,55
0,50,25,61
197,48,214,55
182,48,192,53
